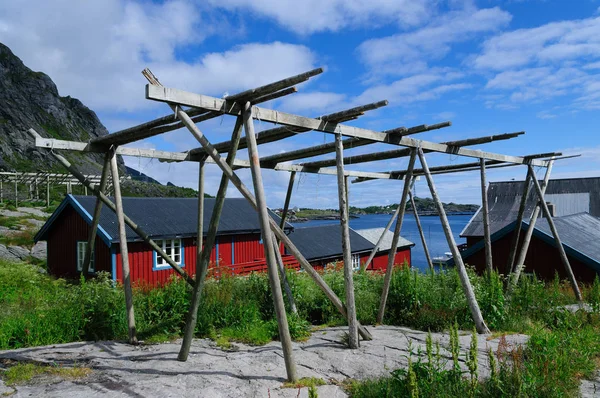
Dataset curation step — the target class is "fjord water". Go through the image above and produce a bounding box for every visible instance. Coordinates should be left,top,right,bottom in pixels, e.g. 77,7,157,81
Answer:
292,214,473,272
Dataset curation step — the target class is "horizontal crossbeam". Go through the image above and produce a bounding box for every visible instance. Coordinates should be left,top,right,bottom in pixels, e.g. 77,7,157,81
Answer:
145,85,549,167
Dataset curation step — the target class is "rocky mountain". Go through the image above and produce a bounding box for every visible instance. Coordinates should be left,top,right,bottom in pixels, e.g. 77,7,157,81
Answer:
0,42,124,174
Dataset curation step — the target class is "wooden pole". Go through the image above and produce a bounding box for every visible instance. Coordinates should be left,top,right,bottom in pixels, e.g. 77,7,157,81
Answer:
35,178,39,200
377,149,417,324
46,175,50,207
81,151,111,277
109,149,137,344
480,159,493,273
243,102,297,381
409,179,434,272
275,171,298,313
363,195,403,270
509,161,554,291
417,147,490,334
527,164,582,302
344,175,350,217
171,100,373,341
1,179,3,204
197,160,205,275
505,172,532,274
336,133,359,348
280,171,296,229
14,178,17,207
178,118,244,362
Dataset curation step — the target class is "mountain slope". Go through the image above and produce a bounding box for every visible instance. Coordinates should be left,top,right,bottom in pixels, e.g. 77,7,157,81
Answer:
0,42,124,173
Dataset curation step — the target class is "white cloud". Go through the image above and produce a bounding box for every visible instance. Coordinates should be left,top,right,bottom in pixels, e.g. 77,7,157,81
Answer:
0,1,317,113
278,92,347,115
208,0,433,35
357,6,511,77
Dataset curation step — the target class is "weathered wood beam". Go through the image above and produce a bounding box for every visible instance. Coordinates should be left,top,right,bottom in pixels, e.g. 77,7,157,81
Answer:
417,147,490,334
527,164,582,302
280,171,296,229
336,133,359,348
244,102,297,381
409,178,434,271
480,159,493,273
508,161,554,293
256,121,450,168
351,152,563,183
81,151,111,277
168,99,373,341
505,171,531,274
146,86,548,166
206,100,390,160
377,149,417,324
93,67,321,147
302,132,524,169
110,148,137,344
362,206,401,271
179,117,245,362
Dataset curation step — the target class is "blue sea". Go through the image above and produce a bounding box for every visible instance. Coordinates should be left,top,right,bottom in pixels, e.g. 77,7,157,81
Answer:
291,214,473,273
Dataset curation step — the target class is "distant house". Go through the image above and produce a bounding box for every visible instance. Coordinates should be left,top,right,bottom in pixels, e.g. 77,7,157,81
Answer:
451,213,600,282
287,225,414,270
35,195,414,284
461,177,600,248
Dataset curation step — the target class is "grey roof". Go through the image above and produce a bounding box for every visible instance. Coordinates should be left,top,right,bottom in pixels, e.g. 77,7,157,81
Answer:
355,228,414,251
453,212,600,270
461,177,600,238
531,213,600,266
287,224,375,261
37,195,291,243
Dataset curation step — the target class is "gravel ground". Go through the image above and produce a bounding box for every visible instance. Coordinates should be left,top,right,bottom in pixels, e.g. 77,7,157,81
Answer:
0,326,528,398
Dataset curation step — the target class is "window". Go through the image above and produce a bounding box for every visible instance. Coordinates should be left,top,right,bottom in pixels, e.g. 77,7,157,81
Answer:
77,241,95,273
352,254,361,271
155,239,182,269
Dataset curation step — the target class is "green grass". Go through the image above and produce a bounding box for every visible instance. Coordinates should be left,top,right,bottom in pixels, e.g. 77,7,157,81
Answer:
2,362,92,386
1,260,600,396
282,376,326,389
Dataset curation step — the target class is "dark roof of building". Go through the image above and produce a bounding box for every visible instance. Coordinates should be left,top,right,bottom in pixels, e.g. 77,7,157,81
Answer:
287,224,376,261
461,177,600,238
453,212,600,272
35,195,291,244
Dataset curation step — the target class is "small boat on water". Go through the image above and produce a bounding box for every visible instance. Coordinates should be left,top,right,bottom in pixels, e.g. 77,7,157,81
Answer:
432,252,453,266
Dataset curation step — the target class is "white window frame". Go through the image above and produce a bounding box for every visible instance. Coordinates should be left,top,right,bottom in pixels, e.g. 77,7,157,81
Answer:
155,239,182,269
77,241,95,273
351,254,361,271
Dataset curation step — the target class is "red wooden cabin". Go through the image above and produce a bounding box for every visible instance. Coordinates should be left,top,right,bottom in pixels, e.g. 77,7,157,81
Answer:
35,195,413,285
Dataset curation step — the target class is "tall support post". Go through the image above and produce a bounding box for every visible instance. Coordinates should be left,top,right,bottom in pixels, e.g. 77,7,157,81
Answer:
196,160,205,276
528,165,582,302
14,178,17,207
35,178,39,200
377,149,417,324
243,102,297,381
505,172,532,274
409,178,434,271
165,99,372,341
110,149,137,344
509,161,554,291
81,151,111,277
179,118,245,362
418,147,490,334
46,175,50,207
84,185,87,195
480,159,493,273
1,179,3,204
335,133,359,348
344,175,350,217
276,171,298,314
280,171,296,229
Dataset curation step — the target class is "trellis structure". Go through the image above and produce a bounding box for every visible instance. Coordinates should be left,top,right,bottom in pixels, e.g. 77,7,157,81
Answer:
0,171,121,207
28,67,579,383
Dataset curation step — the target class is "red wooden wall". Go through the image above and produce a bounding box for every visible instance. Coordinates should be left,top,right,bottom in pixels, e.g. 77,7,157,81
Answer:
46,206,111,279
367,249,411,271
464,231,598,283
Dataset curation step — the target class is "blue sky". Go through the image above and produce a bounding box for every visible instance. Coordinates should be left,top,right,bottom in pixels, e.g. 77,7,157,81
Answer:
1,0,599,208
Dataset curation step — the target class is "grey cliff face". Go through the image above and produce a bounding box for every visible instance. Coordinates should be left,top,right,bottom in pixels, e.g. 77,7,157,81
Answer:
0,42,123,173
